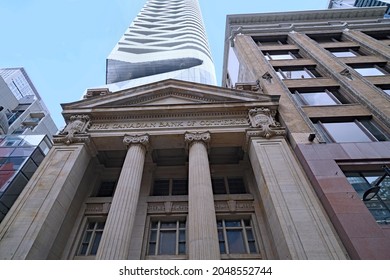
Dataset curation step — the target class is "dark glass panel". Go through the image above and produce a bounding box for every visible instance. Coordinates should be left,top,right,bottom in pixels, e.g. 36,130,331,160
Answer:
172,179,188,195
90,232,103,255
161,221,177,228
228,178,246,194
159,231,176,255
96,181,116,197
225,220,241,227
152,179,169,196
150,231,157,242
148,243,156,255
10,147,35,157
226,229,246,254
178,243,186,254
219,242,226,254
0,148,15,157
21,158,38,179
212,178,226,194
0,170,15,192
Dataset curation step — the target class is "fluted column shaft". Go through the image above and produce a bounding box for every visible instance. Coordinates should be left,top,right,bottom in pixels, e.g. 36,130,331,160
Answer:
96,134,149,260
185,132,220,260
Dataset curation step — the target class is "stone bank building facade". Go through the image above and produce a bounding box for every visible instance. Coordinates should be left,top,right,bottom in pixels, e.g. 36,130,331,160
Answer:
0,79,347,259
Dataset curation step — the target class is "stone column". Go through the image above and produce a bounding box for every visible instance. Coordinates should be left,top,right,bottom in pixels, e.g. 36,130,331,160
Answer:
185,132,220,260
96,134,149,260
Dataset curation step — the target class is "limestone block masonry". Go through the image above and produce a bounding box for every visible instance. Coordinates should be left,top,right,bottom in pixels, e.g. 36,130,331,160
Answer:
248,137,348,259
0,144,91,259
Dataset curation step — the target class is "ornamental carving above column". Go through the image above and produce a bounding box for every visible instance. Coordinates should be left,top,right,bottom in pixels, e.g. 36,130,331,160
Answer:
184,131,211,148
248,107,285,139
54,115,91,145
123,134,150,150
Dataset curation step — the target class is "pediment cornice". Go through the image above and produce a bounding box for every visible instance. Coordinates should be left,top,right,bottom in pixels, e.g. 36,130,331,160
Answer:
62,79,279,111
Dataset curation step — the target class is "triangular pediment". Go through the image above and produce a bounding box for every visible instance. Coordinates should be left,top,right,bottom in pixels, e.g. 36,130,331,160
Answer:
137,94,207,105
62,79,279,111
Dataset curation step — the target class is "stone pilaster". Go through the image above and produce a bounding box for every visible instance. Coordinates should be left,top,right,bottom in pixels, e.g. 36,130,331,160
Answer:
247,134,348,259
185,132,220,260
96,134,149,260
0,144,91,259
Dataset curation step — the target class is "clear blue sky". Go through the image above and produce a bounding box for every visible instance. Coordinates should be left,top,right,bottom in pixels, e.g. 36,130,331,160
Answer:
0,0,328,129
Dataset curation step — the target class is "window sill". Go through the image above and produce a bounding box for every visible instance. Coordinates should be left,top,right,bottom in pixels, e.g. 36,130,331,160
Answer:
221,253,262,260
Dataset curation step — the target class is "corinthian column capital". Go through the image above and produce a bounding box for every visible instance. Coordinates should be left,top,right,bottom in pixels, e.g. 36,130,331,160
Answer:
123,134,150,150
184,131,211,145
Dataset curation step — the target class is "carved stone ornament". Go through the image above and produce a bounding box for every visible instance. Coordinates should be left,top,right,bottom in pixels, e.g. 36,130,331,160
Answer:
147,202,188,214
248,107,285,139
214,200,254,213
340,68,353,80
123,134,150,150
261,72,273,83
83,88,111,99
184,131,211,148
54,115,91,145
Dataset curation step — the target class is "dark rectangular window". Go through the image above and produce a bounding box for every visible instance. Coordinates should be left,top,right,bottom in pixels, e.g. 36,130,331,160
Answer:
276,68,320,79
96,181,117,197
345,168,390,224
148,219,186,256
212,177,247,194
292,90,343,106
152,179,188,196
78,220,105,256
315,120,388,143
217,218,258,254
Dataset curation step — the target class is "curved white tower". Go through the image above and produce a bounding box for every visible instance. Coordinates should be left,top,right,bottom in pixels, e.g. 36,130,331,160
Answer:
106,0,217,91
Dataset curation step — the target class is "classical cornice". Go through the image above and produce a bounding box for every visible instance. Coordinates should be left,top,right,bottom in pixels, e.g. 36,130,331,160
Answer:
226,7,387,27
62,79,277,111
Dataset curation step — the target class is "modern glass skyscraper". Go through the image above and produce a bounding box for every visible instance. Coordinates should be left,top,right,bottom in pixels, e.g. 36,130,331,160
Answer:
105,0,217,91
0,67,57,223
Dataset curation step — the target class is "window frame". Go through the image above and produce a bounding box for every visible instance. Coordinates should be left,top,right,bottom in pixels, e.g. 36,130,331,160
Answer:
344,169,390,225
211,176,247,195
217,216,260,257
264,51,300,61
146,217,187,259
293,89,342,106
76,218,106,258
353,65,387,77
315,119,388,143
151,178,188,196
276,67,319,79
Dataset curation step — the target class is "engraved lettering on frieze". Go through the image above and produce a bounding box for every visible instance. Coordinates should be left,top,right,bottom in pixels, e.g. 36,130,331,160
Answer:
147,203,165,213
214,201,229,212
248,107,285,139
54,115,91,145
89,118,249,131
171,203,188,212
85,203,104,214
148,202,188,213
236,201,254,211
215,200,254,212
